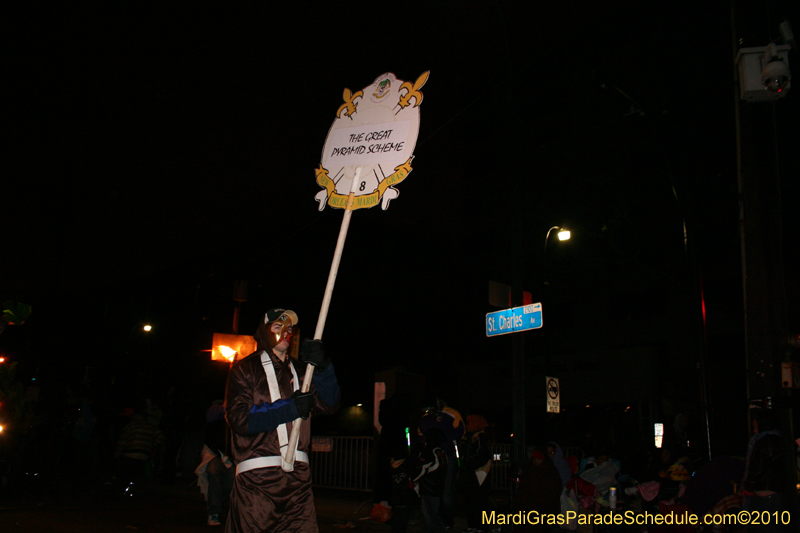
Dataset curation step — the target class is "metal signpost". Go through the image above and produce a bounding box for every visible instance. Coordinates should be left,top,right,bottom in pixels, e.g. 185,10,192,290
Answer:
486,301,555,467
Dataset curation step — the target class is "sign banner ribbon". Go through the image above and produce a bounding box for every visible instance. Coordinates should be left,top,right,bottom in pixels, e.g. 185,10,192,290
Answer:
315,158,414,211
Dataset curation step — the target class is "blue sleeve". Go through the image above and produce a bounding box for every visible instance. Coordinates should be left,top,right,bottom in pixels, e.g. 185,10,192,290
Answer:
247,398,299,434
312,362,340,407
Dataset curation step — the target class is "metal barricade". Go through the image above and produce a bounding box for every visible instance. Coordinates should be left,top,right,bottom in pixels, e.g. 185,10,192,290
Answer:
488,443,512,491
563,447,584,460
309,436,374,491
308,438,512,492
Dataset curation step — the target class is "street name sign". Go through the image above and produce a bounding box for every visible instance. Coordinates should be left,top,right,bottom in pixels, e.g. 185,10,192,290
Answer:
485,303,543,337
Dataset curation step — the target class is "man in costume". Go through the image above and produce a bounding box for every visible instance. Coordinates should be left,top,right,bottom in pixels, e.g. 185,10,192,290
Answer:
417,397,465,530
225,308,340,533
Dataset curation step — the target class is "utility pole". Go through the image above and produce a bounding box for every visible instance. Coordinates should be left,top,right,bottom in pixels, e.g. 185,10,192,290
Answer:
731,0,798,509
232,281,247,334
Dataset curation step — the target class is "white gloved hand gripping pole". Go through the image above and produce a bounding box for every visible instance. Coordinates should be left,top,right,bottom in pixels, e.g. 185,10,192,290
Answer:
281,167,361,472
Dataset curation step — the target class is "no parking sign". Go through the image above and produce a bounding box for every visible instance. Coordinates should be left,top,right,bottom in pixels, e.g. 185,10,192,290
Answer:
546,376,560,413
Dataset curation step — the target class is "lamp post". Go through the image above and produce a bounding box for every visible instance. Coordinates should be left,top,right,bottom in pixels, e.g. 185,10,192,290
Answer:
130,323,153,362
131,323,153,358
111,322,154,387
510,225,571,468
541,225,571,373
543,226,571,284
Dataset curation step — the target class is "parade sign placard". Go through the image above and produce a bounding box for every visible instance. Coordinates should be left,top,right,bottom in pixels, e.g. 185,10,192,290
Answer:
315,72,428,211
285,72,430,472
486,303,543,337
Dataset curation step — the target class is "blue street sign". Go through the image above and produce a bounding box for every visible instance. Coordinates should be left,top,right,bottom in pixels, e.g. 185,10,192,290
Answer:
486,303,543,337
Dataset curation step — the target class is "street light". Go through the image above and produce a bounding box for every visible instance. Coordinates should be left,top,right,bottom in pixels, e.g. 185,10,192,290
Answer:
542,226,571,288
545,225,571,252
131,323,153,333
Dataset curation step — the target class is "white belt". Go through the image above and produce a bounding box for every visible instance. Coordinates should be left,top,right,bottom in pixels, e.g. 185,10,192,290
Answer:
236,451,309,475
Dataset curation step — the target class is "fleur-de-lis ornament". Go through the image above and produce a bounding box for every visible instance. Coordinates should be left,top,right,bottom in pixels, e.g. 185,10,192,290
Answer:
336,88,363,120
396,71,429,114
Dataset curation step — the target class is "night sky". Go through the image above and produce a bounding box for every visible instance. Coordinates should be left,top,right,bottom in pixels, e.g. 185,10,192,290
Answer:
3,2,799,453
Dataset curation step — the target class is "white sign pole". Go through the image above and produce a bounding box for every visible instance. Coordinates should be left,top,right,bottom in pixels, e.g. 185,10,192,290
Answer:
282,168,361,472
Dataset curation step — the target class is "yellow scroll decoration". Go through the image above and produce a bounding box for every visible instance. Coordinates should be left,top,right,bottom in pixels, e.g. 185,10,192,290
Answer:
315,158,414,211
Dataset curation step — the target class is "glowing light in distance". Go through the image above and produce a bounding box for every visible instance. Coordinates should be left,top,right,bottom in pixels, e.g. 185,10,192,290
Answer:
654,423,664,448
218,345,237,362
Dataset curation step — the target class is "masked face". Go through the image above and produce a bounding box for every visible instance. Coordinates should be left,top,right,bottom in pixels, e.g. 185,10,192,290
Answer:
267,315,294,350
254,309,298,354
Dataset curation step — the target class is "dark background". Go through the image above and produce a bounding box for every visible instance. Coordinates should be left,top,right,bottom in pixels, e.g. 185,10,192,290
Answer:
3,1,799,458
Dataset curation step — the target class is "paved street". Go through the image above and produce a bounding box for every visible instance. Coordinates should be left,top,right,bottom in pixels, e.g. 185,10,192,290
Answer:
0,473,500,532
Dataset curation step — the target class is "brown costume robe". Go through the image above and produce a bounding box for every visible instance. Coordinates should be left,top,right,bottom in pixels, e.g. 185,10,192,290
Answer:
225,349,339,533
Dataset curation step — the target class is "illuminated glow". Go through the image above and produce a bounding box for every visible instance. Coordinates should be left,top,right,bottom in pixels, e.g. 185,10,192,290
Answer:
654,423,664,448
585,405,590,408
211,333,257,363
557,229,571,241
218,345,237,362
0,357,4,363
0,426,4,433
356,403,363,407
143,325,152,332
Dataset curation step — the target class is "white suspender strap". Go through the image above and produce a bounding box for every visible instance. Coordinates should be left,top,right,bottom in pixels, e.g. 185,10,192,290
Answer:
288,358,300,391
259,351,300,452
